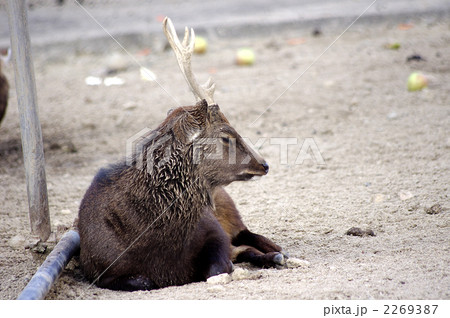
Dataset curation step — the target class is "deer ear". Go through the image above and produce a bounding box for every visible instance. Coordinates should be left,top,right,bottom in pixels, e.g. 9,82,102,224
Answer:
187,99,208,129
172,99,208,144
192,99,209,123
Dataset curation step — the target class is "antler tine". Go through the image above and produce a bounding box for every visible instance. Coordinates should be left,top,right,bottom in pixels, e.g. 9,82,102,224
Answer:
202,77,216,97
163,17,216,105
182,27,190,48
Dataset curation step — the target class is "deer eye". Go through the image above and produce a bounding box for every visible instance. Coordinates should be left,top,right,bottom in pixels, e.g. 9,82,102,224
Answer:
221,137,231,145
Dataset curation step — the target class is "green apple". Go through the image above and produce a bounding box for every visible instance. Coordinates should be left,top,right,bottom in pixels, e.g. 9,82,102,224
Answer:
236,48,255,66
386,42,401,50
407,72,428,91
194,36,207,54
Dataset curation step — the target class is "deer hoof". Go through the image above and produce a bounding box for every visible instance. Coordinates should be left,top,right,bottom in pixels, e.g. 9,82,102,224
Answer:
273,253,285,265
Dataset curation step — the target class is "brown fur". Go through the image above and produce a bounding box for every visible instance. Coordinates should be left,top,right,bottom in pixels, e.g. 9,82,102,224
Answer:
213,186,285,267
78,100,284,291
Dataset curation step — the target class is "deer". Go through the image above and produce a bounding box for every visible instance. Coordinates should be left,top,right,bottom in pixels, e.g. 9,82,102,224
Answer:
77,17,286,291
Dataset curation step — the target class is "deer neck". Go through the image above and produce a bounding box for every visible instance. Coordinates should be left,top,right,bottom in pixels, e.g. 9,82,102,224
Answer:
132,141,213,234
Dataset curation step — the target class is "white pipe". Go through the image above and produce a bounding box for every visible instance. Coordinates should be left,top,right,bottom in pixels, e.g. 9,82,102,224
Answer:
17,230,80,300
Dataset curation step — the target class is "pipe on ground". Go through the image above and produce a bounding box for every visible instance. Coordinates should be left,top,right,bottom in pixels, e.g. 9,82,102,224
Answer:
17,230,80,300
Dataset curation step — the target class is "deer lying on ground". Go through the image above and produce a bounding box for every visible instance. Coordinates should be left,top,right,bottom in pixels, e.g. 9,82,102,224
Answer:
78,18,286,291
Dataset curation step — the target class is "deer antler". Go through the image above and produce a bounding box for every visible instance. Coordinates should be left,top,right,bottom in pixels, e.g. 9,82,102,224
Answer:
163,17,216,105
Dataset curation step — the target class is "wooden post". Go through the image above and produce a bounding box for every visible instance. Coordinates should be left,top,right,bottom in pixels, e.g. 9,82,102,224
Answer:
6,0,51,242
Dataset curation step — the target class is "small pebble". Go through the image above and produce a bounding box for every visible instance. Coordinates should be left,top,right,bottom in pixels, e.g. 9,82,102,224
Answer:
62,141,77,153
398,190,414,201
103,76,124,86
373,194,385,203
406,54,426,62
387,112,398,120
312,28,322,37
425,203,443,215
85,76,102,86
207,273,231,285
324,228,334,234
346,227,376,237
60,209,71,215
32,243,47,254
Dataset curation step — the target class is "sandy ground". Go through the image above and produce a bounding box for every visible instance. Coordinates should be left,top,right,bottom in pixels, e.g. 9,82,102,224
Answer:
0,17,449,300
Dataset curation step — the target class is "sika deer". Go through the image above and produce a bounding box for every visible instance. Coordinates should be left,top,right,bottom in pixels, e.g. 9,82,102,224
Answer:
78,18,285,291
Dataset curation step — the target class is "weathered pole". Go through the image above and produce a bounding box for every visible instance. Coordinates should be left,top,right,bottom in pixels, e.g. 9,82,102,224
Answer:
6,0,51,242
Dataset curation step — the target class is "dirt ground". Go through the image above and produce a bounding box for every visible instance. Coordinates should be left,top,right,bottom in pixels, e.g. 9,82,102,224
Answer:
0,17,449,300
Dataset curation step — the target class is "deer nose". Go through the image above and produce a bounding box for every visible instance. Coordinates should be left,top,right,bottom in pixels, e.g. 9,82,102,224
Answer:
262,162,269,174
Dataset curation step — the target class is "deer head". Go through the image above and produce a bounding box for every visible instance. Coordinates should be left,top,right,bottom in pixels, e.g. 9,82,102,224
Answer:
161,18,268,187
155,100,268,187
